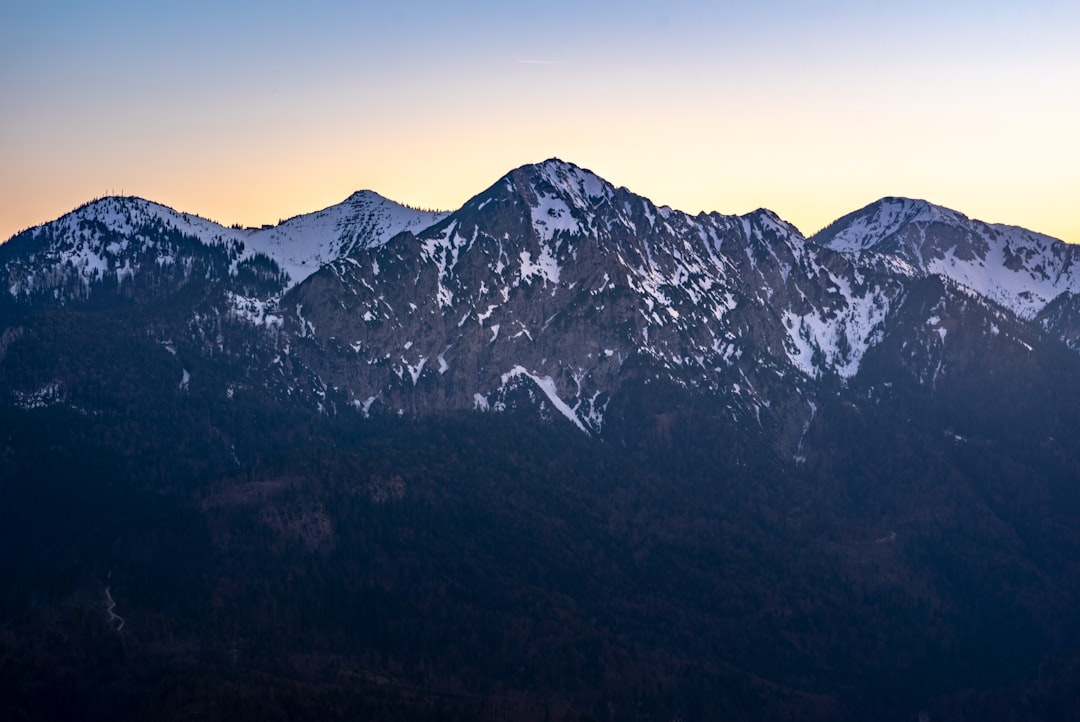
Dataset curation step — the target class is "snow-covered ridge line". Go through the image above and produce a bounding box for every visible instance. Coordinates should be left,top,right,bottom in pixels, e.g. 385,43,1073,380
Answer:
814,197,1080,321
15,157,1080,446
10,159,1079,393
8,192,448,294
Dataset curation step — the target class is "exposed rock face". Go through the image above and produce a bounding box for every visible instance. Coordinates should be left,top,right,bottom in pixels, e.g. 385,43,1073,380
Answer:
3,158,1080,452
7,161,1080,722
276,162,942,448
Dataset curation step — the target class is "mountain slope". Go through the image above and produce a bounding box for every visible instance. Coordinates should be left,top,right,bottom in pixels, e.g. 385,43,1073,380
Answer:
276,160,912,447
0,192,447,307
4,160,1078,442
241,190,449,286
5,160,1080,721
813,197,1080,322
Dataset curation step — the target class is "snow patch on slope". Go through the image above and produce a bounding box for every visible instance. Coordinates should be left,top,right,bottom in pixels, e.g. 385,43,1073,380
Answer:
226,292,284,327
519,247,561,285
782,287,891,379
924,227,1080,320
501,365,588,433
531,195,582,242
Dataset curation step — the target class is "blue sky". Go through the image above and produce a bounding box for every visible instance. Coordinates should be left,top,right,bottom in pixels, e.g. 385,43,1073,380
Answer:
3,1,1078,241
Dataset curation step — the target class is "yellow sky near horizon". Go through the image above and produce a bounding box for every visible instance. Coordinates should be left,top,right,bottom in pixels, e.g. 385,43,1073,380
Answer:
2,1,1077,244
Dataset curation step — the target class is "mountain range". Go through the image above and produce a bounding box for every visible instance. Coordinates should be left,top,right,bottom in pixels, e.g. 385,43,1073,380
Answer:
6,159,1080,440
3,159,1080,721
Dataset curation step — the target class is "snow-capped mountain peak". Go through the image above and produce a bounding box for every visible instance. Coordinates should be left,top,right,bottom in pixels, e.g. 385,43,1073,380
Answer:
528,158,615,206
1,196,254,303
27,195,246,248
814,197,1080,320
245,191,448,285
491,159,621,244
6,160,1080,445
2,191,449,302
813,197,968,254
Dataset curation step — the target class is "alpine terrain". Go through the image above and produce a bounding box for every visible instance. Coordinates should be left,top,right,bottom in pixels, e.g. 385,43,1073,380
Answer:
4,160,1080,721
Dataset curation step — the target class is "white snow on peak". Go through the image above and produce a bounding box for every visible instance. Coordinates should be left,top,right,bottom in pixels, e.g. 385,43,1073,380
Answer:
530,194,582,242
533,159,612,208
922,225,1080,320
242,192,447,287
10,193,447,299
819,198,963,253
820,198,1080,320
745,208,804,242
520,160,620,243
8,197,250,299
37,197,243,247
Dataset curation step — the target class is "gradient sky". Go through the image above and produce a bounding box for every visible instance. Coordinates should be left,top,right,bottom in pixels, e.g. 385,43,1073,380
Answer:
3,1,1078,242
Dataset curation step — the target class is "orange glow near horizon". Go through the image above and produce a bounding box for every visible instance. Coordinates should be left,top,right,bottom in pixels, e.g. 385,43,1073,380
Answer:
2,2,1078,244
4,139,1077,246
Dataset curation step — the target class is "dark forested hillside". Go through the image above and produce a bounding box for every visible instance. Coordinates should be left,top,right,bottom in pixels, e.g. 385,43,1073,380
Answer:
5,375,1080,720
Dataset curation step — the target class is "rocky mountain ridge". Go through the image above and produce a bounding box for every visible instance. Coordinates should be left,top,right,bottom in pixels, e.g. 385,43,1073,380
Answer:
6,160,1080,721
2,159,1078,445
815,196,1080,322
1,190,446,303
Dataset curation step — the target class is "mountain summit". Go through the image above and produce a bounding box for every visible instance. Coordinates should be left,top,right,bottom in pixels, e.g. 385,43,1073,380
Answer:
279,158,864,439
5,160,1080,721
0,190,447,305
4,159,1080,438
814,196,1080,321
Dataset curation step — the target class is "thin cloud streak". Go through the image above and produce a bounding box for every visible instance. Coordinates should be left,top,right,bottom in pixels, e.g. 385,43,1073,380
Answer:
513,59,560,65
